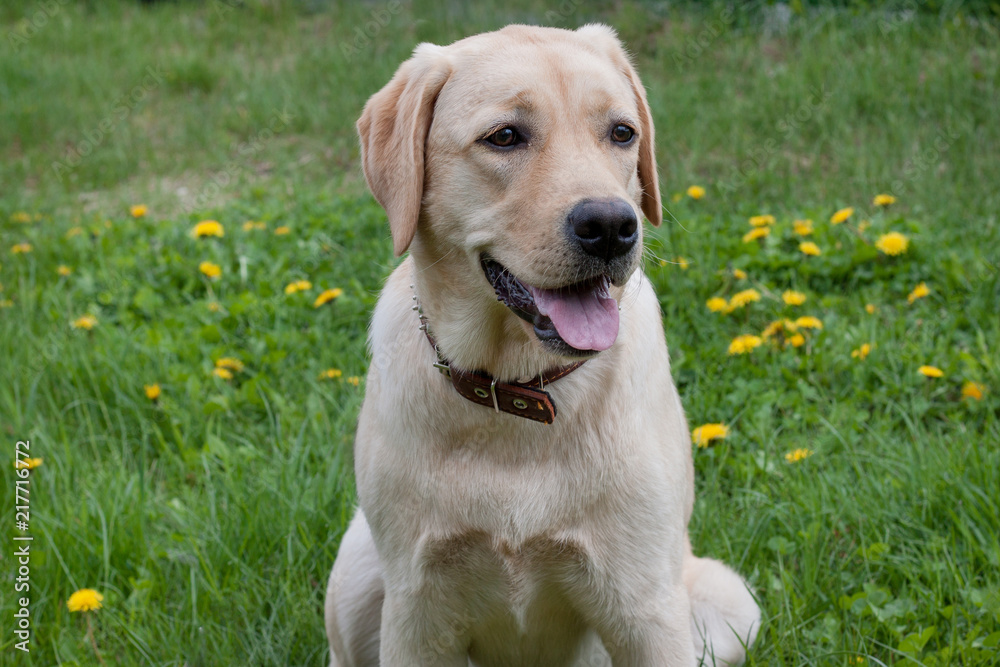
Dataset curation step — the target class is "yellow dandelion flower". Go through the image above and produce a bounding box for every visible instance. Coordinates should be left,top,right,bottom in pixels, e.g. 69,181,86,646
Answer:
865,303,876,314
0,299,12,308
742,227,770,243
749,215,776,227
199,261,222,279
11,243,33,254
15,457,43,470
873,194,896,207
793,219,814,236
314,287,344,307
193,220,224,238
728,289,761,310
66,226,84,238
67,589,103,612
215,357,244,372
851,343,872,360
212,367,233,380
11,211,32,224
761,320,786,339
706,297,729,313
786,333,806,347
346,376,361,387
284,280,313,295
830,207,854,224
907,282,930,304
674,257,690,270
728,334,763,355
319,368,343,380
858,220,871,232
274,226,291,235
687,185,706,200
782,290,807,306
130,204,148,218
961,381,985,400
242,220,266,231
144,384,161,400
733,268,747,280
785,448,813,463
71,314,98,330
875,232,909,256
794,316,823,330
692,423,728,448
208,301,221,312
799,241,821,256
918,365,944,378
58,265,72,276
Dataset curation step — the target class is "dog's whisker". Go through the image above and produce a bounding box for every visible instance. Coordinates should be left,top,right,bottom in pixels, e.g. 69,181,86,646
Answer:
416,247,458,274
661,203,692,234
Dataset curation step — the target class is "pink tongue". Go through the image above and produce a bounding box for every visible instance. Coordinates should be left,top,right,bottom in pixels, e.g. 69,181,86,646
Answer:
529,283,619,351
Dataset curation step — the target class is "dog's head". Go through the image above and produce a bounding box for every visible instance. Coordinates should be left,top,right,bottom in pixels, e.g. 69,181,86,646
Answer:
358,24,660,359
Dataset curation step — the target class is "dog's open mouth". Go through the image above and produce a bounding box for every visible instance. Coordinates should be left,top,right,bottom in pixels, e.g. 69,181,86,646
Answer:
481,258,618,355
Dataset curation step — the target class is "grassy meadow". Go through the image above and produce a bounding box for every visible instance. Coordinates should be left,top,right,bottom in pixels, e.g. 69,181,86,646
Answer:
2,1,999,665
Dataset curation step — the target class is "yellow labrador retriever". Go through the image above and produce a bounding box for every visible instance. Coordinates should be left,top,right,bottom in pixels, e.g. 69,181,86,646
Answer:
325,23,760,667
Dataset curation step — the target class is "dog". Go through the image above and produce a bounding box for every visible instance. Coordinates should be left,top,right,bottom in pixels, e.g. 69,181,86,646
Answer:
324,23,760,666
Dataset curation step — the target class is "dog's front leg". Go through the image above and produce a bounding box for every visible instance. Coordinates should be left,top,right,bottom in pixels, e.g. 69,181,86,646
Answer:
597,584,697,667
379,591,470,667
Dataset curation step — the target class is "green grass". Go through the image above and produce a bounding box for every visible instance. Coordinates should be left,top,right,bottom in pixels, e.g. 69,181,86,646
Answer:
2,1,998,665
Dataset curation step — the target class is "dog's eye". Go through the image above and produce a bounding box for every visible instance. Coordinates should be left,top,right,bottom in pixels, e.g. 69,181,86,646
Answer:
611,124,635,144
484,126,521,148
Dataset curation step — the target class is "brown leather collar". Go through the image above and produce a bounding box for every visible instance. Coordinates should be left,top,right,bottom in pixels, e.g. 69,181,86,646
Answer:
412,289,585,424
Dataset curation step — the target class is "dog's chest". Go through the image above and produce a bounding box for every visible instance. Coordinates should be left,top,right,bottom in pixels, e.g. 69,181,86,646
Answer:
427,525,586,568
423,529,594,665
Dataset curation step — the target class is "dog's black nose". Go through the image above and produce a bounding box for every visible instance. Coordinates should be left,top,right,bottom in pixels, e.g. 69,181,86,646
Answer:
567,198,639,262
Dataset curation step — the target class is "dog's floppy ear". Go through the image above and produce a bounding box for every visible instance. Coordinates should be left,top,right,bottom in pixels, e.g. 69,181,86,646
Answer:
357,44,451,256
577,24,662,227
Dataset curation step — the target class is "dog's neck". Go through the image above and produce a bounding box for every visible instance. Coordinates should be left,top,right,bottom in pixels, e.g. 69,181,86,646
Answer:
410,281,586,424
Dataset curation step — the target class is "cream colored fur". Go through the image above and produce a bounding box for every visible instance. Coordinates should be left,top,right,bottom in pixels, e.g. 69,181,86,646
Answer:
325,23,759,667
